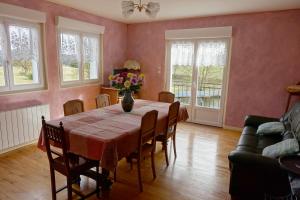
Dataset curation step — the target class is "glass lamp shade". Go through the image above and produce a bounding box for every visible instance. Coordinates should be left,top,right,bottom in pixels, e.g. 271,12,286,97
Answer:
122,1,135,18
121,1,160,18
124,60,140,70
145,2,160,18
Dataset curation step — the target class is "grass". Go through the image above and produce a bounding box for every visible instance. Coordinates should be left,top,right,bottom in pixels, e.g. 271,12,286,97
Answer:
0,66,34,86
172,65,224,85
0,64,93,86
0,67,4,86
171,65,224,108
63,65,79,81
63,64,93,81
13,66,34,85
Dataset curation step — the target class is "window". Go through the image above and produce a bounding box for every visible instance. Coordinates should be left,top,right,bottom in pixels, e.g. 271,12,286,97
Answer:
59,30,101,85
168,39,229,109
165,27,232,126
0,18,45,92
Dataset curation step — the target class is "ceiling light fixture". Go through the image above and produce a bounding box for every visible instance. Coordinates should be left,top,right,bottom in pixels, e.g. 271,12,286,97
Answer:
122,0,160,18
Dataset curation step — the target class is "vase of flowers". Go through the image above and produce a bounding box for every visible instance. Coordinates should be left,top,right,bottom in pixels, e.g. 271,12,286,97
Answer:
109,72,144,112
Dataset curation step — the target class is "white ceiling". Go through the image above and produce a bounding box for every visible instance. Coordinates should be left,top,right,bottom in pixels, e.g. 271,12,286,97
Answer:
47,0,300,24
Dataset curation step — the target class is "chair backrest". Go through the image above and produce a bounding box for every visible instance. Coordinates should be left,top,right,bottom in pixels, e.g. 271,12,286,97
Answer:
95,94,111,108
42,116,70,172
138,110,158,151
63,99,84,116
158,91,175,103
166,101,180,136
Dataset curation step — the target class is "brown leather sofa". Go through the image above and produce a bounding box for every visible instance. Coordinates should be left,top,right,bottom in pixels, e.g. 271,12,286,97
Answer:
228,101,300,200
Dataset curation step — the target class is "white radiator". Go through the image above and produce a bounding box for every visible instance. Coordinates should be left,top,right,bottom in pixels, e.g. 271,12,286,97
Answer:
0,104,50,152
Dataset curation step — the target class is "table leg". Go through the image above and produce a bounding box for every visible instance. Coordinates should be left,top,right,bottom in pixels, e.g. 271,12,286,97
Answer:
100,168,113,190
82,168,113,190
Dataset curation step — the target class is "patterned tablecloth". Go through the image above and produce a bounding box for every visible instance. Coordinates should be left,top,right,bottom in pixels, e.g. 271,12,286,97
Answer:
38,100,189,170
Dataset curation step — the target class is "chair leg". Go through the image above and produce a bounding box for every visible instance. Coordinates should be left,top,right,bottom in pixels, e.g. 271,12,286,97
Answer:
96,166,100,198
114,168,117,182
173,134,177,158
137,157,143,192
50,168,56,200
67,177,72,200
151,151,156,179
126,156,133,170
164,140,169,166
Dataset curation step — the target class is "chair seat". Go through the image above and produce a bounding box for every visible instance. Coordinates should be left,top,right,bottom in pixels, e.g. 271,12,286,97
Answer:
156,131,174,141
156,134,165,141
53,155,98,176
128,143,154,159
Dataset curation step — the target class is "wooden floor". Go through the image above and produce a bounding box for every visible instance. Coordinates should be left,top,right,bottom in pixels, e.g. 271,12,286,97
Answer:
0,122,240,200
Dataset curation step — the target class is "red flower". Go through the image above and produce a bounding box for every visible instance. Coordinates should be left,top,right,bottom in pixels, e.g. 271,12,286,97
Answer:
120,72,128,77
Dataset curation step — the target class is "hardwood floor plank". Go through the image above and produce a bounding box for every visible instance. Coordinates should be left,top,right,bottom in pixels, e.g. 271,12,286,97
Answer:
0,122,240,200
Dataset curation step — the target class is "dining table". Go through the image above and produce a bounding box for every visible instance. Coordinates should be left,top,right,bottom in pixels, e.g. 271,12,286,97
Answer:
38,99,189,172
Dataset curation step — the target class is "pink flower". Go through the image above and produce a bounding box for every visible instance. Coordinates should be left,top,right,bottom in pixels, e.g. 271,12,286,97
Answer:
115,77,123,84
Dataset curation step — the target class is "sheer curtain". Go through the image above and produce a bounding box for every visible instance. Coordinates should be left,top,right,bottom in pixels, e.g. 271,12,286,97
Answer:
195,39,228,67
168,40,195,104
60,31,81,81
83,35,99,80
0,21,6,87
195,39,229,108
166,38,229,107
170,40,194,67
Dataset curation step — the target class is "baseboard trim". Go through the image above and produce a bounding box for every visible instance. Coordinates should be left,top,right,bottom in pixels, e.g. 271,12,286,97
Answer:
0,140,37,155
223,125,243,132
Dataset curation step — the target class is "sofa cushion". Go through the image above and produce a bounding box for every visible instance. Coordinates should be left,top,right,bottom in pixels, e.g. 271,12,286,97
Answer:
257,122,284,135
256,134,283,153
262,138,299,158
294,121,300,141
291,112,300,133
282,130,295,140
282,101,300,124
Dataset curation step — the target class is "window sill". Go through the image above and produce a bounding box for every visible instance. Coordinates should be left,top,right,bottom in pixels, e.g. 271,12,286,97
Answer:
0,86,48,96
60,80,102,89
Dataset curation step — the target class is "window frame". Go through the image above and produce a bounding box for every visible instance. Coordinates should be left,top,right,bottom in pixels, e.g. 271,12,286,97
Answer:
0,17,46,93
58,28,103,87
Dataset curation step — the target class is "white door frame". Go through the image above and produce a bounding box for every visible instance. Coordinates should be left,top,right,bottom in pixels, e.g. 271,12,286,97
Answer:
164,27,232,127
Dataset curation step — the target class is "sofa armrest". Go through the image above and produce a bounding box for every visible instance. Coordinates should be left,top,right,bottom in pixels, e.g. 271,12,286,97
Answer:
228,150,279,168
228,150,291,197
244,115,279,128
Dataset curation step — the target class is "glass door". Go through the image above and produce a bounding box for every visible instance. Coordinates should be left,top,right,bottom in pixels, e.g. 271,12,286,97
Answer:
170,41,194,105
167,38,230,127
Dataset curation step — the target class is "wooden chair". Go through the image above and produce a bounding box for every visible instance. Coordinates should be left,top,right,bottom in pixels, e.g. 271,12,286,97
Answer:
63,99,84,116
42,116,100,200
156,101,180,166
115,110,158,192
95,94,111,108
158,91,175,103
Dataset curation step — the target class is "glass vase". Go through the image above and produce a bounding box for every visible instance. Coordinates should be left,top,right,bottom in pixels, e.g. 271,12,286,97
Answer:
121,90,134,112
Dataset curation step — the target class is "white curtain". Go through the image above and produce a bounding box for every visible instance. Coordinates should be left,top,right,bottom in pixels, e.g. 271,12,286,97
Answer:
196,39,228,67
170,41,194,66
0,21,6,86
83,35,99,80
60,31,81,66
30,26,39,83
0,21,6,66
165,38,230,91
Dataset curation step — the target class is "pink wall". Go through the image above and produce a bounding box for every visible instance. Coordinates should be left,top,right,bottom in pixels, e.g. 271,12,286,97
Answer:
0,1,299,128
0,0,127,119
127,10,300,128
